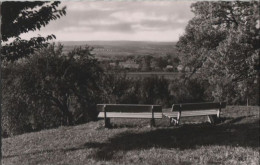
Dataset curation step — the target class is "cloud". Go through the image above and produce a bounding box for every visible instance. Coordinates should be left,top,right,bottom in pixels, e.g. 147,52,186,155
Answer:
79,20,119,26
63,1,118,12
20,1,195,41
21,27,185,42
110,11,168,23
63,27,93,32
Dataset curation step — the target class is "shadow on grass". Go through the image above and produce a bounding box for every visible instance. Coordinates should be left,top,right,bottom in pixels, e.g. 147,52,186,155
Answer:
4,118,259,161
90,119,259,160
223,115,255,124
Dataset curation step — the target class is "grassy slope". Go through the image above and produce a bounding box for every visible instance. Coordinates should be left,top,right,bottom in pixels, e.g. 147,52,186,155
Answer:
3,106,259,165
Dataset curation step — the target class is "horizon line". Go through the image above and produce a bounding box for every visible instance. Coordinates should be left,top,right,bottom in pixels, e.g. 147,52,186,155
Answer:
55,40,178,43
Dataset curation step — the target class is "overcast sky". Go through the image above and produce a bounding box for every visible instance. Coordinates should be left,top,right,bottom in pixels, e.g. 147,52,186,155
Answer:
21,1,195,42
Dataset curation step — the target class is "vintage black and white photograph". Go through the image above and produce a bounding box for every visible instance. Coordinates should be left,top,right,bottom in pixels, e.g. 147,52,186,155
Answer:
1,0,259,164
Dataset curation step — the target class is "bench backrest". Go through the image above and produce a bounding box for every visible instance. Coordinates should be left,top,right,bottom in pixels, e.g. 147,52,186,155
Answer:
97,104,162,113
172,102,226,111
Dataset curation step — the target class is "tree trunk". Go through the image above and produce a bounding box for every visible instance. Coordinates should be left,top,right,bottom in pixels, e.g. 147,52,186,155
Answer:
66,111,73,125
56,96,73,126
61,105,73,126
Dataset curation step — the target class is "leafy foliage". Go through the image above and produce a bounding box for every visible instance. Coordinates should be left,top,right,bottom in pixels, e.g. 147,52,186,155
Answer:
177,1,259,103
101,74,209,108
138,77,171,106
169,78,210,103
101,73,140,104
2,44,104,136
1,1,66,61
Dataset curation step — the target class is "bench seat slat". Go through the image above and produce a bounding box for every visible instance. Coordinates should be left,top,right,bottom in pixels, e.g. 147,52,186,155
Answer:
163,112,179,117
97,104,162,112
172,102,226,111
98,112,162,119
182,110,218,115
181,113,217,117
163,110,219,118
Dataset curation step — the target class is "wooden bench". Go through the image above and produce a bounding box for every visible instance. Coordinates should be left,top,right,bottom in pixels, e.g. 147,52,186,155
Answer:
97,104,162,128
163,102,226,125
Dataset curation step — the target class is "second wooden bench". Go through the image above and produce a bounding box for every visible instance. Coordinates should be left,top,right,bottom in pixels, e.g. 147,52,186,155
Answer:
163,102,226,125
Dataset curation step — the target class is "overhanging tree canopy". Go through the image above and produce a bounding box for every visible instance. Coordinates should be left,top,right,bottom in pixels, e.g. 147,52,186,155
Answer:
176,1,259,103
177,1,259,80
1,1,66,61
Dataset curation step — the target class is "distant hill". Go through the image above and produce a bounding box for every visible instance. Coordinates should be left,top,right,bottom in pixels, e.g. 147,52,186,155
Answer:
57,41,177,57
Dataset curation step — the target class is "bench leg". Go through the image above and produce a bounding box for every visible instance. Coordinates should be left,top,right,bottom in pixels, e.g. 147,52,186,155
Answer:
150,118,155,127
170,118,177,126
176,117,180,125
176,112,181,125
105,118,111,128
207,116,213,124
208,115,218,124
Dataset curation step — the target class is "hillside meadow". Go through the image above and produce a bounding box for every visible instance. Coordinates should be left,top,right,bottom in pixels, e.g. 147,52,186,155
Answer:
2,106,259,165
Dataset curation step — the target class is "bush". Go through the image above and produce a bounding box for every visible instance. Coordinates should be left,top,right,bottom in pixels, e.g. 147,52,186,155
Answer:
101,74,172,108
2,44,104,136
168,77,211,103
137,77,172,107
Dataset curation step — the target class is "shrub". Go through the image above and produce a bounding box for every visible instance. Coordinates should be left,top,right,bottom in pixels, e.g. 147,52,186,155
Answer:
101,74,172,108
2,44,104,136
168,77,210,103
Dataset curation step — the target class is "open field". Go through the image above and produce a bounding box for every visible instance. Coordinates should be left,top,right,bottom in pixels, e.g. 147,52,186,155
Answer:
125,72,180,80
109,72,201,80
60,41,177,57
108,72,182,80
2,106,259,165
